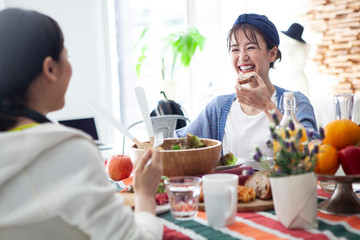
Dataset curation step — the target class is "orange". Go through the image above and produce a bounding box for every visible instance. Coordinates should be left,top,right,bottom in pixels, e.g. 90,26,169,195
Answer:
312,144,339,175
323,119,360,150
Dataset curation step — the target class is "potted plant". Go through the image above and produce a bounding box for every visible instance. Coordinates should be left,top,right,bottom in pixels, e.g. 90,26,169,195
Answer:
254,92,320,229
134,26,206,99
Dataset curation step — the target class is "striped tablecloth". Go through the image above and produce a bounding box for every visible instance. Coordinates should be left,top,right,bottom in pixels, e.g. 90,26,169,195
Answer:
160,206,360,240
116,172,360,239
160,188,360,240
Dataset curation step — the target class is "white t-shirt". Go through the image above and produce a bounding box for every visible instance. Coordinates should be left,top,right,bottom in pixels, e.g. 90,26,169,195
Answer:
222,91,276,159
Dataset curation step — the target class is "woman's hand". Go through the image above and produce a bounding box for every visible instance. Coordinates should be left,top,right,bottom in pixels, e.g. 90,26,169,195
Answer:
235,73,282,122
235,73,272,111
133,149,163,214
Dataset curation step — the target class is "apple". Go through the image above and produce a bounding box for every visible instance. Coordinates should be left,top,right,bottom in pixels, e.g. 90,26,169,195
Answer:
107,155,133,181
339,145,360,175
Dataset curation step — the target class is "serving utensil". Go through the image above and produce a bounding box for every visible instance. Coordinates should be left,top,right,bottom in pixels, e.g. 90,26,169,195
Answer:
153,131,164,150
135,86,154,146
89,102,151,149
144,131,164,167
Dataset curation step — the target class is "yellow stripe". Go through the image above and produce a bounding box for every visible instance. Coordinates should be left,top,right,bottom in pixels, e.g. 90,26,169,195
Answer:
10,123,39,132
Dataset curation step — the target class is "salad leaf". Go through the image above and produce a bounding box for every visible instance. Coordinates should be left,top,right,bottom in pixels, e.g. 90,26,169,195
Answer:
218,152,238,166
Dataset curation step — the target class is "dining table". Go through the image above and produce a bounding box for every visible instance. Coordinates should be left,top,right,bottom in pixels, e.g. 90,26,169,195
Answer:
117,167,360,240
159,186,360,240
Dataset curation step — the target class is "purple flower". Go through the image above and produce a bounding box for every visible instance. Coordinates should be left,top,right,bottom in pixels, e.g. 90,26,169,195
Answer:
272,113,279,125
285,130,290,139
242,168,255,175
285,141,291,149
290,142,297,152
266,140,273,149
310,144,319,156
319,127,325,140
288,119,295,131
314,144,319,154
304,145,309,155
253,147,263,162
307,131,314,140
296,129,303,141
271,131,278,141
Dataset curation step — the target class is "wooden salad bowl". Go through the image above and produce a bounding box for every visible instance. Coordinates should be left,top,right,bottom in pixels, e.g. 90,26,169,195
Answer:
130,138,222,177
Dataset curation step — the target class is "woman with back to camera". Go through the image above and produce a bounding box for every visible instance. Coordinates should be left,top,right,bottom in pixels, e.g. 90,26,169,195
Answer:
0,8,163,239
176,13,319,159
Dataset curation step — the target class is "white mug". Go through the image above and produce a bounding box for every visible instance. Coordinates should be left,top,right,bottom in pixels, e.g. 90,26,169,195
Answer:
202,173,238,228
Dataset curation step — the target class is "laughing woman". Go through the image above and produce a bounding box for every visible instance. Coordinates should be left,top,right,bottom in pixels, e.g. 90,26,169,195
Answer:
0,8,163,239
176,13,318,159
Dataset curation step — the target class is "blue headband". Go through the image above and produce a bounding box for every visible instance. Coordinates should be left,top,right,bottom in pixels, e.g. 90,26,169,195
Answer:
234,13,280,47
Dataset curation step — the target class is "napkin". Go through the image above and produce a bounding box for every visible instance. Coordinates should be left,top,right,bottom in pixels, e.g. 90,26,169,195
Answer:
198,166,254,185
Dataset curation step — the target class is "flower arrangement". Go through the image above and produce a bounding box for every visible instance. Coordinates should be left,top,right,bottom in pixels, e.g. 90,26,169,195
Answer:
253,109,321,177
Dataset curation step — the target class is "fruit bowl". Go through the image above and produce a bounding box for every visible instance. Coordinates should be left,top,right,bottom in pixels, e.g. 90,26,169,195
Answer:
130,138,222,177
317,174,360,215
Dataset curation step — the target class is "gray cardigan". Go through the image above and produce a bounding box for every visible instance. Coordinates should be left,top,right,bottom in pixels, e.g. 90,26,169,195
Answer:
175,85,319,142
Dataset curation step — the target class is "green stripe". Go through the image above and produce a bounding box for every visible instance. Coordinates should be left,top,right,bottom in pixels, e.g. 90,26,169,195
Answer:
159,212,241,240
318,220,359,240
317,198,360,239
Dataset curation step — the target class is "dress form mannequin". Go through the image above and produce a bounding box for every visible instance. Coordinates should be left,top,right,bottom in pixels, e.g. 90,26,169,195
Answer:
271,23,310,97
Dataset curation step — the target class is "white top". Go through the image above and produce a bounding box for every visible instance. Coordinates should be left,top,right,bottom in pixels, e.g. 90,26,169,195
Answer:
0,123,162,240
222,91,276,158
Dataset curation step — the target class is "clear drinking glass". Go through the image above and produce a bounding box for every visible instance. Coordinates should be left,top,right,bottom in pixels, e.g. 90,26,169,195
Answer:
164,176,202,220
333,94,354,120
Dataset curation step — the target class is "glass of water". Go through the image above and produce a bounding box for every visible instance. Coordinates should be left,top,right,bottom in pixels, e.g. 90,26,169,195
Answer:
333,94,354,120
164,176,202,220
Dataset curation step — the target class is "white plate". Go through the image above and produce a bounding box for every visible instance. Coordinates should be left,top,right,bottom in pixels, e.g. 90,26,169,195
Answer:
156,203,170,215
242,157,274,171
215,157,246,171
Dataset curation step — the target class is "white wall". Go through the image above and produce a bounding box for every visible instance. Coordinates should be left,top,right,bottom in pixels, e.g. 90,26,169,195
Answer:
3,0,120,147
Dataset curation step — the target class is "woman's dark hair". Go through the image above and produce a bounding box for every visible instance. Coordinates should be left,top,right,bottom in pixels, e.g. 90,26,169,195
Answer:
227,23,282,69
0,8,64,131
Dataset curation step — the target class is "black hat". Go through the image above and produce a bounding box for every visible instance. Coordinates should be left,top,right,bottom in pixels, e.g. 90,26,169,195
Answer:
281,23,306,43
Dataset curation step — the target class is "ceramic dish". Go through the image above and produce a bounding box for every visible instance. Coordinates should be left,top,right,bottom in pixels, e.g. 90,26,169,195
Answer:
215,157,246,171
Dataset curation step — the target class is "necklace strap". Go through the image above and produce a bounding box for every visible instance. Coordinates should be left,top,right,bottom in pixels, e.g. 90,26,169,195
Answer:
0,104,51,123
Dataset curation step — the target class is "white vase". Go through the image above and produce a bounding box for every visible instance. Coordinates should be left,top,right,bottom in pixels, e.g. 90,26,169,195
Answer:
269,172,318,229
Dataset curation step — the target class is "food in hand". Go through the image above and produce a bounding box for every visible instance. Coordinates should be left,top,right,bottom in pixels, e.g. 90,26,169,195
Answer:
171,133,206,150
244,172,272,200
237,185,256,203
339,145,360,175
107,155,133,181
238,71,256,84
313,144,339,175
218,151,238,166
323,119,360,150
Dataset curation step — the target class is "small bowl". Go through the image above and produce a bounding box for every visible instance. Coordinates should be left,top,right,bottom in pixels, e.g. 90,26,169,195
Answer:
130,138,222,177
